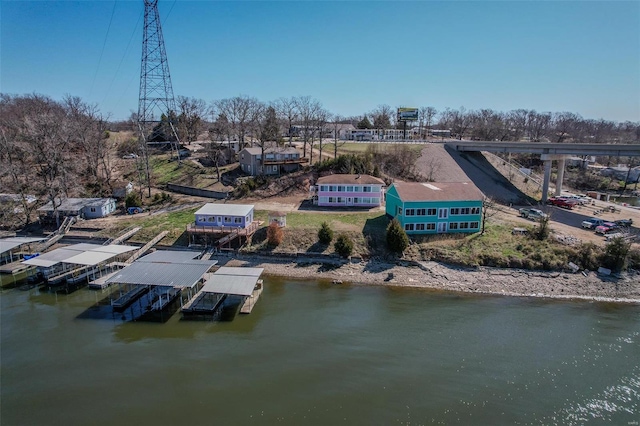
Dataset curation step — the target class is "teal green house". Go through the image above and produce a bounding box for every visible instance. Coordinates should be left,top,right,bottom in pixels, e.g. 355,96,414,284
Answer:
385,182,484,234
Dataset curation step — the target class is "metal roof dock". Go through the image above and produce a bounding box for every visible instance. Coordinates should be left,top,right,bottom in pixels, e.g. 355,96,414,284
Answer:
105,250,218,322
182,267,264,319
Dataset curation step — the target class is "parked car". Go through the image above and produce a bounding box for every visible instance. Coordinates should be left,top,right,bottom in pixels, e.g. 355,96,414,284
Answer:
582,218,606,229
595,222,619,235
519,208,548,221
127,206,144,214
604,232,626,242
122,153,139,159
615,218,633,227
563,194,589,205
547,197,578,209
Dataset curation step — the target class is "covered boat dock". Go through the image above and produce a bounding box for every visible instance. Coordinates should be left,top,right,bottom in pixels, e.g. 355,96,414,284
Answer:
0,237,47,286
105,250,217,321
182,267,264,319
21,243,137,291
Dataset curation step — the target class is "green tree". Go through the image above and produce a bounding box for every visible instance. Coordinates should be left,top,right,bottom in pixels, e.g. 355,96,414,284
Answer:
334,234,354,258
125,192,142,209
533,214,551,240
318,221,333,244
601,236,631,272
357,116,373,129
386,218,409,253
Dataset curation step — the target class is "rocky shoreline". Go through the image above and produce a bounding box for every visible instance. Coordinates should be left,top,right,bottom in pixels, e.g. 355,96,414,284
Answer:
224,255,640,304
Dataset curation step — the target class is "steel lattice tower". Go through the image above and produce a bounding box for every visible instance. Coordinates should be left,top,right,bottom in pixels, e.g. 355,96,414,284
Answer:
138,0,179,147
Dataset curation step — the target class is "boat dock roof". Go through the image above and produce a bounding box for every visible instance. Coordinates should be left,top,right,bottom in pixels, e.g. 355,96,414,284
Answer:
105,250,217,287
201,267,264,296
0,237,47,255
22,243,137,268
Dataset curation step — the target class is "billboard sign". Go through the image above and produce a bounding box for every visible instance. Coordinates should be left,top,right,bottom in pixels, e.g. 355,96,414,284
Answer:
397,107,418,121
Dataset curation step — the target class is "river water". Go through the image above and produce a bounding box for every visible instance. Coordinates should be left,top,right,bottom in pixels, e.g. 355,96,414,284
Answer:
2,277,639,425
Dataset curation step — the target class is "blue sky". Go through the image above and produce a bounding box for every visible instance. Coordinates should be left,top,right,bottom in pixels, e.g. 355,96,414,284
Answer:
2,1,639,122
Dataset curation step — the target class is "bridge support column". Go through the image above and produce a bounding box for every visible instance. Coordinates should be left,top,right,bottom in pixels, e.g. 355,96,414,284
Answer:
540,154,570,203
541,160,552,203
555,158,566,196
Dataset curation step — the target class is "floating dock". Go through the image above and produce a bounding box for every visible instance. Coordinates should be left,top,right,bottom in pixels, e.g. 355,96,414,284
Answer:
181,267,264,320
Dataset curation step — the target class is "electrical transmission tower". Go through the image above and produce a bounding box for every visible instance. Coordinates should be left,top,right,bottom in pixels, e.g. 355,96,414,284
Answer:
137,0,180,195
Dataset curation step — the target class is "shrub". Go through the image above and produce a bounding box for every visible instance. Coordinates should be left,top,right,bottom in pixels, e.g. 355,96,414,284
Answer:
334,234,354,258
125,192,142,209
574,242,602,271
266,222,284,247
600,236,631,272
386,218,409,253
318,222,333,244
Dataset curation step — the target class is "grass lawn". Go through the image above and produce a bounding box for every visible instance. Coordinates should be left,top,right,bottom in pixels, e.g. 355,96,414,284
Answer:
338,142,427,155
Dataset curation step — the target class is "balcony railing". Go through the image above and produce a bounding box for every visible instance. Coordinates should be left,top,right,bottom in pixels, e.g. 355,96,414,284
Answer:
262,157,309,165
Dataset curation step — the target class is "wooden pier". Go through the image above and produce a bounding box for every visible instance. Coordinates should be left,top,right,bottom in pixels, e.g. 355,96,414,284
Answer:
240,280,263,314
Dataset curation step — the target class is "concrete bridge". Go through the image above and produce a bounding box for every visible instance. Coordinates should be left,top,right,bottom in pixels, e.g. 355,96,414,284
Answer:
445,141,640,202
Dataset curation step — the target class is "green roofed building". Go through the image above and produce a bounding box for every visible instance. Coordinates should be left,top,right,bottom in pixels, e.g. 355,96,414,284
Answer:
385,182,484,234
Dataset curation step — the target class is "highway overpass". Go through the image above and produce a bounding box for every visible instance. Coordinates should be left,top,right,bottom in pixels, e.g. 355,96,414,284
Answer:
445,141,640,202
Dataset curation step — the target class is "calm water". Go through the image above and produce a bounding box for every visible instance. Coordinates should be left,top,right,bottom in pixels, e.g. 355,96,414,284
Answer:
1,278,639,425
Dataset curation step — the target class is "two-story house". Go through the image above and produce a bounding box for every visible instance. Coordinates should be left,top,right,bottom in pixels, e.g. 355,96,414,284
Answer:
385,182,484,234
238,147,308,176
314,174,385,208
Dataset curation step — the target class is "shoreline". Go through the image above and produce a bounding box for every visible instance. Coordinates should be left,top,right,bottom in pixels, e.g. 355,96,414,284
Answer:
224,255,640,305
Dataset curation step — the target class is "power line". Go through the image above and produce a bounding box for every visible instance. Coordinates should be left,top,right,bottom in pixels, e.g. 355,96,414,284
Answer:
90,0,117,98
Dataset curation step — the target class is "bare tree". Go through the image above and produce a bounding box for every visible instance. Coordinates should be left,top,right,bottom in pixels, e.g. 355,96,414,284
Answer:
424,107,438,137
330,114,346,158
315,108,330,164
294,96,321,159
371,104,393,141
176,96,207,144
274,97,298,146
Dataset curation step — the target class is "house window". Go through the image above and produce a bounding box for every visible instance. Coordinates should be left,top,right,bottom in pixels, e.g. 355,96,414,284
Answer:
416,223,425,231
406,209,415,216
329,186,337,192
417,208,426,216
460,222,469,229
224,216,231,223
470,222,479,229
450,208,460,215
234,217,243,224
273,166,278,172
337,186,344,192
438,208,448,219
449,222,459,230
90,207,96,213
405,223,414,231
397,207,403,215
427,208,436,216
363,186,372,193
320,185,328,192
353,197,359,203
337,197,344,203
354,186,361,192
241,154,245,160
346,186,353,192
319,197,329,203
471,207,480,215
461,207,470,215
371,198,379,204
426,223,436,230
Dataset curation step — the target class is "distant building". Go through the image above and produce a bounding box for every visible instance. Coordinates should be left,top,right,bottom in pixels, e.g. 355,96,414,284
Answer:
385,182,484,234
314,174,385,208
238,147,308,176
599,166,640,183
38,198,117,222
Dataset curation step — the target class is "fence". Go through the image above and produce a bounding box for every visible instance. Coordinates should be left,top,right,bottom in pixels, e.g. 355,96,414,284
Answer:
167,183,229,200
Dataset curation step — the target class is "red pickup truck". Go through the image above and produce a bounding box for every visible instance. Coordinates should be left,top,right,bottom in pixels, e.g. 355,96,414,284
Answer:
547,197,578,209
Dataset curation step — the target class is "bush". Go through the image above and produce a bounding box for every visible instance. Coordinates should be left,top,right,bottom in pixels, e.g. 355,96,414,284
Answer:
125,192,142,209
574,242,602,271
318,222,333,244
266,222,284,247
334,234,354,258
600,236,631,272
386,218,409,253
